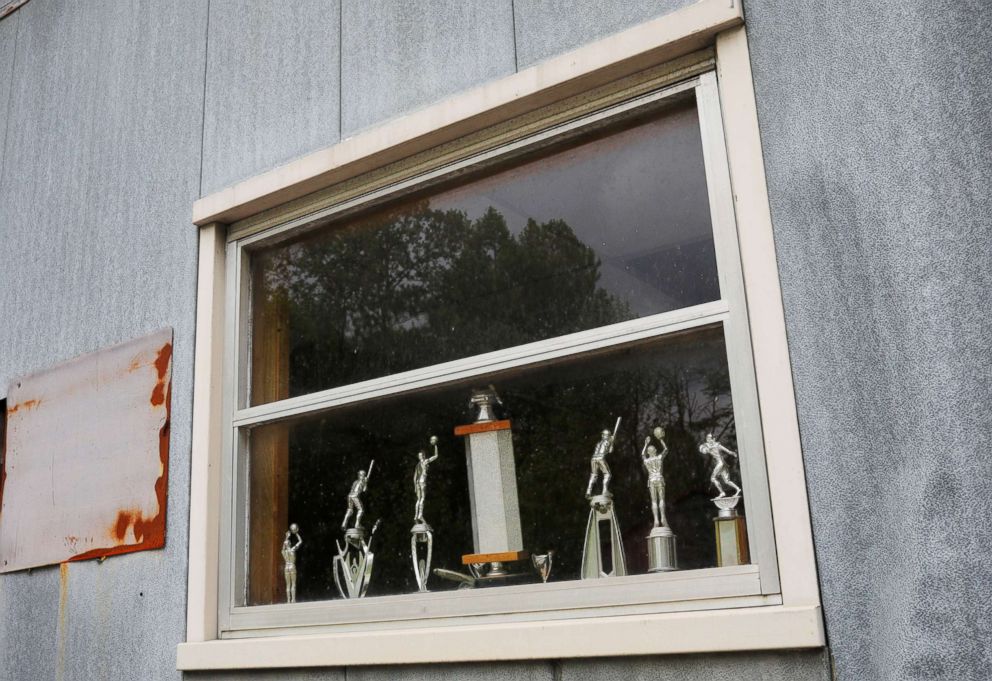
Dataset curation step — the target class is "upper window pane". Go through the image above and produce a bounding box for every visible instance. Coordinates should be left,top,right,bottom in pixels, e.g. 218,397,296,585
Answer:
250,99,719,405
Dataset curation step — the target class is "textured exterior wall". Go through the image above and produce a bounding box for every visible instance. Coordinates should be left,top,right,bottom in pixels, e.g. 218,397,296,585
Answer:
0,1,206,680
185,651,832,681
201,0,342,195
0,0,988,679
744,1,992,679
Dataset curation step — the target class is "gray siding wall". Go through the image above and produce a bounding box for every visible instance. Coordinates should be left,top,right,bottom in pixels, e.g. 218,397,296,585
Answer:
0,1,987,680
746,1,992,679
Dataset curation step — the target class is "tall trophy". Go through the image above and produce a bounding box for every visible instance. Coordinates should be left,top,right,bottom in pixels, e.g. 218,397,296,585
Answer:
451,387,528,581
333,461,380,598
281,523,303,603
581,418,627,579
700,433,749,566
641,427,677,572
411,436,439,592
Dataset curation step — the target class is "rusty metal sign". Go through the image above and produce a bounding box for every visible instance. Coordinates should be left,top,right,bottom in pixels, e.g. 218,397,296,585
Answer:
0,328,172,572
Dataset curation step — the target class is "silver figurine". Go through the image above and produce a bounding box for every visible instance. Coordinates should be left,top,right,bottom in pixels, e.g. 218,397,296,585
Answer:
334,461,378,598
641,427,670,529
642,427,677,572
700,433,741,500
281,523,302,603
586,417,620,498
414,436,439,524
581,419,627,579
341,460,374,531
701,433,748,565
411,436,439,593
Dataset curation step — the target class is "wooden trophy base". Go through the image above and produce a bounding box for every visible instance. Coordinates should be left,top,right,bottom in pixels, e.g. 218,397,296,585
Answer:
714,515,750,567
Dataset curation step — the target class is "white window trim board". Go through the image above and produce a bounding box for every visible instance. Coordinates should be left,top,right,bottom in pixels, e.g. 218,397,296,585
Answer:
180,11,824,671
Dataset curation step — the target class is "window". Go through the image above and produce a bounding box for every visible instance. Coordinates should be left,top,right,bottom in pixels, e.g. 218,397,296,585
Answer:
218,70,781,637
180,14,823,669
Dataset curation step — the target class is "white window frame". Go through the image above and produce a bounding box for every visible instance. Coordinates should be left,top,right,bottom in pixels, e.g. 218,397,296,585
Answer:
179,1,824,671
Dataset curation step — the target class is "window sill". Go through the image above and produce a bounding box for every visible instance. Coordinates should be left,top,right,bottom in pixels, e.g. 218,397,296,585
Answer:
176,604,824,671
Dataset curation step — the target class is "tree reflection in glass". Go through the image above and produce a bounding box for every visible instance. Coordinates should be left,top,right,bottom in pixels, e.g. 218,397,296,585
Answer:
249,101,719,404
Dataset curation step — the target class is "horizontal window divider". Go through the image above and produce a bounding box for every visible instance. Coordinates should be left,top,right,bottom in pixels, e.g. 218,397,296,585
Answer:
233,300,729,428
225,565,764,634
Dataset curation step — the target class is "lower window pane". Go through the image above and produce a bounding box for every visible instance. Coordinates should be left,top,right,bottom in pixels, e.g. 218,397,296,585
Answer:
245,324,745,606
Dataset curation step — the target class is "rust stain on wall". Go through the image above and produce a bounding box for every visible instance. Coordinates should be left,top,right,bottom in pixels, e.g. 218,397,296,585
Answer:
57,562,69,681
69,343,171,562
150,342,172,407
6,398,41,414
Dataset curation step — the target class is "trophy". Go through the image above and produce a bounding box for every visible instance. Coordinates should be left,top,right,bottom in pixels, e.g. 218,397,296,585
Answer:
281,523,302,603
531,552,554,583
700,433,750,566
432,386,538,588
641,427,678,572
333,461,380,598
580,418,627,579
452,387,529,582
411,436,439,592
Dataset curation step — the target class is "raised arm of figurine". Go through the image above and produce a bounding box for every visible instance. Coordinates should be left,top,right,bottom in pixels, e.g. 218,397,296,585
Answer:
609,416,621,453
640,436,652,460
716,442,738,458
288,525,302,552
653,426,669,456
426,435,439,464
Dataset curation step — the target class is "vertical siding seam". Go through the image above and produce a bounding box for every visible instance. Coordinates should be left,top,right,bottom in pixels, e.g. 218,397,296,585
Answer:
510,0,519,72
0,11,21,195
338,0,343,139
197,0,212,198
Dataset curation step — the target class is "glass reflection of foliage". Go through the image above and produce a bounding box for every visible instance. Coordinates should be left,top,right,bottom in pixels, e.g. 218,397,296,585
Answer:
509,326,738,579
256,326,740,604
254,203,631,399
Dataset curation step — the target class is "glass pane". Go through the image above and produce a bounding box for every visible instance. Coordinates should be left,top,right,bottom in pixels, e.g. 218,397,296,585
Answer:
244,325,746,606
250,98,719,405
